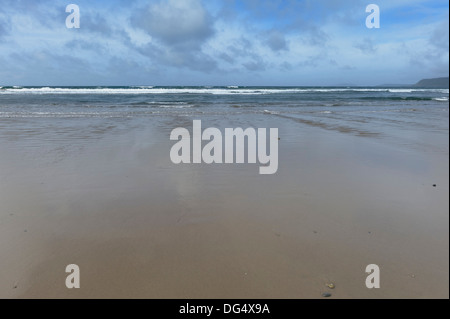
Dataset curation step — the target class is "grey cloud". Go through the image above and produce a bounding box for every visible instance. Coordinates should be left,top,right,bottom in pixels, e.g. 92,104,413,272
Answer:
132,0,217,72
306,26,329,47
133,0,214,49
65,38,106,54
136,41,217,73
329,59,338,66
290,0,363,26
81,14,115,37
227,37,254,57
432,33,448,53
427,18,450,74
0,18,9,39
265,30,288,52
4,49,158,85
4,50,96,85
2,1,128,39
287,16,330,47
429,17,449,52
216,36,271,72
340,65,357,71
106,56,160,82
297,52,328,68
407,15,449,76
163,50,217,72
221,0,362,27
354,38,377,54
218,52,234,64
76,11,130,43
243,58,266,72
0,0,63,30
220,37,262,65
216,37,268,72
279,61,293,71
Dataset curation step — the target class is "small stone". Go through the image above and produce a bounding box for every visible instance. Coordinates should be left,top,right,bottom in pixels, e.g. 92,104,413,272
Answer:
433,184,437,188
322,293,332,298
326,283,335,289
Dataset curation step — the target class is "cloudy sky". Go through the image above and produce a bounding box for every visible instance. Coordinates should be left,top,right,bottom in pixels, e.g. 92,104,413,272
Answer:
0,0,448,86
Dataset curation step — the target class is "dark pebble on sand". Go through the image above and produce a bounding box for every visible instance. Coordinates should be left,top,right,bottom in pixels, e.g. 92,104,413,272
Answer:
433,184,437,187
322,293,332,298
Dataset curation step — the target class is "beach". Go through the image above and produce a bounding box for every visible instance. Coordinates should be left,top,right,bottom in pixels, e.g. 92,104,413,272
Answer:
0,87,448,298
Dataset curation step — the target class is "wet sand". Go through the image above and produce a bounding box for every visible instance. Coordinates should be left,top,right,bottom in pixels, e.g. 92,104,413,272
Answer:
0,114,448,299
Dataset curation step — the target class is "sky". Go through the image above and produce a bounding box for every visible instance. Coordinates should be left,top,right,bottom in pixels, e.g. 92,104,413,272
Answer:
0,0,448,86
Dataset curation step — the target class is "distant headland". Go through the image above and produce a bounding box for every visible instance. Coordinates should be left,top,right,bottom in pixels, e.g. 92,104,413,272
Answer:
413,77,449,88
377,77,449,88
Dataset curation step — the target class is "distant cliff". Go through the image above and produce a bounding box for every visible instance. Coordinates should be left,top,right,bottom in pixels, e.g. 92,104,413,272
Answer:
414,77,449,88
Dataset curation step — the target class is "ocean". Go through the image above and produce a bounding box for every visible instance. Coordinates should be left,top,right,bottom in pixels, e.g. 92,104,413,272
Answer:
1,87,447,115
0,86,448,151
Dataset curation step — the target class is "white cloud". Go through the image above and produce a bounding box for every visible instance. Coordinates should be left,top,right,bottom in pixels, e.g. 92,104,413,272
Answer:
0,0,448,85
